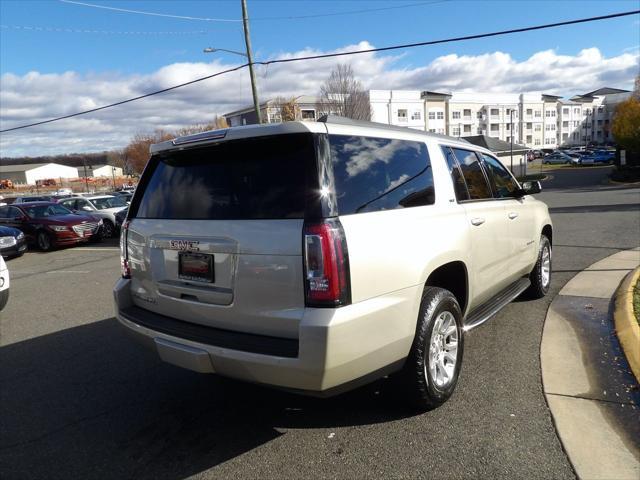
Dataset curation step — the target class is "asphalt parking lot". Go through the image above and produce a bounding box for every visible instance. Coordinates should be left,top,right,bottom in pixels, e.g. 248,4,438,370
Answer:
1,166,639,479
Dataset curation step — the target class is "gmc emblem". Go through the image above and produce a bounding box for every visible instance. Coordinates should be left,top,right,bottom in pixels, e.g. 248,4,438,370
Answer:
169,240,200,251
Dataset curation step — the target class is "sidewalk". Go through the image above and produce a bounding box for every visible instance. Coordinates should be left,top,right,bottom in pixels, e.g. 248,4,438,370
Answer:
541,248,640,480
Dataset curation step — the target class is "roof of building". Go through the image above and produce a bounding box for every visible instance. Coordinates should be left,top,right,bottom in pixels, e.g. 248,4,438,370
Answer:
464,135,528,153
421,90,452,98
582,87,630,96
541,94,562,101
0,162,77,172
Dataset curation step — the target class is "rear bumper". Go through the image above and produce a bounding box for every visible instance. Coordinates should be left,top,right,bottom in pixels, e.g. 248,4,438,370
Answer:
114,278,420,393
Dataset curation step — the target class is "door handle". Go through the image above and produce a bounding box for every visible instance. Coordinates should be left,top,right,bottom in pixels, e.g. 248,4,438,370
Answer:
508,212,519,220
470,217,485,226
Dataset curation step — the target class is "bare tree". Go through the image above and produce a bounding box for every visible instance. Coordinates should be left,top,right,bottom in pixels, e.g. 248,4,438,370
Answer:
318,64,371,120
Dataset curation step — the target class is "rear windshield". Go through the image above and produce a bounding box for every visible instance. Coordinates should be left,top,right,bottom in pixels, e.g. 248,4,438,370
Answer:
135,134,315,220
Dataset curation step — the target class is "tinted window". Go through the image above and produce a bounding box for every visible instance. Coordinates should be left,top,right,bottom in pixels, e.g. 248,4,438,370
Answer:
441,146,470,201
479,153,519,198
451,148,492,200
0,206,8,218
23,204,72,218
136,133,315,220
329,135,434,214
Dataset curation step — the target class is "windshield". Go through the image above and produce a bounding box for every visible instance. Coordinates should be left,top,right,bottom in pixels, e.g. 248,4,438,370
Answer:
24,204,73,218
90,196,127,209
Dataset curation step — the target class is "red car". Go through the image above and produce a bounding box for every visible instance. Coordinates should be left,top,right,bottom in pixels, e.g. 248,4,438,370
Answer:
0,202,103,251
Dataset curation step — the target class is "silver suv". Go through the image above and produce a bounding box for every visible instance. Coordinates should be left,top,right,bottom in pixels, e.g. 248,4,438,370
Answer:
114,117,552,409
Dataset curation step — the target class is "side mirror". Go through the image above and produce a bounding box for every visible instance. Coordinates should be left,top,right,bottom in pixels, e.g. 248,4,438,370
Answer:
521,181,542,195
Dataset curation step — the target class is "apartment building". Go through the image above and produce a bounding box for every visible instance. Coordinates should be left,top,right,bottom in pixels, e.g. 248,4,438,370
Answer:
223,87,631,149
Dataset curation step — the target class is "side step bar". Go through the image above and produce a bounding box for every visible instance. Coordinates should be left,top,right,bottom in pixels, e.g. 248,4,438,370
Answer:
463,277,531,332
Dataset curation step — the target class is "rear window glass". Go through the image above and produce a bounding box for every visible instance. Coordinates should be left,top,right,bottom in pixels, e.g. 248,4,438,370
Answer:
329,135,434,214
135,134,315,220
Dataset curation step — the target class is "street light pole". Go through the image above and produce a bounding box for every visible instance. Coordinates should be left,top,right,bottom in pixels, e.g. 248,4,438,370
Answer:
241,0,261,124
510,109,514,175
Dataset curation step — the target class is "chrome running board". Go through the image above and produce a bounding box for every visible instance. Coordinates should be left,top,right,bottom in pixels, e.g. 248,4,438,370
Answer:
463,278,531,332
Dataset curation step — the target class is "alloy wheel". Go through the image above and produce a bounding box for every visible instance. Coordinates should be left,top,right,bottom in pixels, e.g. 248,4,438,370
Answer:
426,311,459,389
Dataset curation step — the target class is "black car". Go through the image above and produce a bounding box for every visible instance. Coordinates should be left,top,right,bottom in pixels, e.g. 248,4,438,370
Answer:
114,206,128,228
0,225,27,258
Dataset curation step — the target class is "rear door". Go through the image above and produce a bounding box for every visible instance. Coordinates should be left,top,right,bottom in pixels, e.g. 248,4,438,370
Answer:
126,133,318,339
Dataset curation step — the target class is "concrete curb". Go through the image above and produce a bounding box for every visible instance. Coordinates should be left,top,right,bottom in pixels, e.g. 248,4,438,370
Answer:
615,267,640,382
541,248,640,480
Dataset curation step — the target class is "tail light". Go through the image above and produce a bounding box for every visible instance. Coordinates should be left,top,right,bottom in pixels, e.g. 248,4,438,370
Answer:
303,219,351,307
120,220,131,279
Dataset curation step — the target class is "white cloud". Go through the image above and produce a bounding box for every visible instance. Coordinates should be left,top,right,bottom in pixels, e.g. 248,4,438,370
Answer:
1,43,638,157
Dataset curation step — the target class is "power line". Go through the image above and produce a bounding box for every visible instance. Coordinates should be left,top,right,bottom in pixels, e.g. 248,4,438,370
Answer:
252,1,451,21
0,64,249,133
2,9,639,134
58,0,242,23
0,24,208,36
59,0,451,22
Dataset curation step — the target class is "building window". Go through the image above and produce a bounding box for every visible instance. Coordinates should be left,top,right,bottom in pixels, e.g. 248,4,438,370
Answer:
463,109,471,117
574,108,580,115
535,110,541,117
526,122,533,130
428,112,435,120
452,111,461,119
526,135,532,143
437,111,444,120
505,123,510,131
535,139,541,145
535,124,542,132
428,128,436,133
490,108,499,116
562,121,569,128
562,108,569,115
301,109,315,120
452,127,461,136
545,110,556,117
463,125,471,133
545,138,555,145
573,121,580,127
597,119,603,125
598,106,604,113
526,109,533,116
585,108,592,115
490,124,499,131
562,133,569,141
573,132,579,140
397,109,408,122
411,111,421,120
477,127,483,134
477,111,483,119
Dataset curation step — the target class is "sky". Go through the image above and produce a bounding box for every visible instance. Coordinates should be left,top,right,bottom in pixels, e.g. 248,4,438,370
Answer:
0,0,639,157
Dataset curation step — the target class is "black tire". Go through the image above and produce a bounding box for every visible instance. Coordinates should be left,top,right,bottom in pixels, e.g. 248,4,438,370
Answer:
397,287,464,411
524,235,552,299
0,288,8,311
0,288,9,310
102,220,115,238
36,231,53,251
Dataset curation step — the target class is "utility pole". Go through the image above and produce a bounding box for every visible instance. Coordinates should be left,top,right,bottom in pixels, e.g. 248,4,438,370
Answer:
241,0,261,124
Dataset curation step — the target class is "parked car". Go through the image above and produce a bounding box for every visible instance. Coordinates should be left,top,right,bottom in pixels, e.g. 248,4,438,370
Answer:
13,195,54,203
580,150,615,166
114,117,553,410
56,188,73,195
114,206,128,229
542,152,579,165
0,202,103,251
0,225,27,258
0,256,9,311
58,195,127,238
107,191,133,204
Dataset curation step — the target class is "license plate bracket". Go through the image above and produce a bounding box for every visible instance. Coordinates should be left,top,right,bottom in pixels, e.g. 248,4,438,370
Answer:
178,252,214,283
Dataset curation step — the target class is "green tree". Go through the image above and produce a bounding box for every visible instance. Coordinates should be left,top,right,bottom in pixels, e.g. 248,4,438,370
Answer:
611,97,640,153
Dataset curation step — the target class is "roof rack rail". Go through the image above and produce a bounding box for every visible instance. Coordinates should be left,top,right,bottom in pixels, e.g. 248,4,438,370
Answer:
317,114,468,141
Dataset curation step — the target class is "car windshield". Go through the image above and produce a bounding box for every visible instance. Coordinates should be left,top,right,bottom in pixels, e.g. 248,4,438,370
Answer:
90,196,127,209
23,204,72,218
